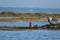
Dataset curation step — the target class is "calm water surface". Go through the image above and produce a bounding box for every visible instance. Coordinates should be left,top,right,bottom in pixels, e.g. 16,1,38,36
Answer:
0,22,49,27
0,30,60,40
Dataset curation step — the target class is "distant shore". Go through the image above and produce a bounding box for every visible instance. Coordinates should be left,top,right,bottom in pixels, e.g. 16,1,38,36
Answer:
0,11,60,22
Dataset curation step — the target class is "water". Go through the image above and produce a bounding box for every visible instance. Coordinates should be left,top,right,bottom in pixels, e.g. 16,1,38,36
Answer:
0,30,60,40
0,22,49,27
0,7,60,13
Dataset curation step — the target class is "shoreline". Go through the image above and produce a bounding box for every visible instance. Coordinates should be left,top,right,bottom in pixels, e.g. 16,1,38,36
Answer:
0,26,60,31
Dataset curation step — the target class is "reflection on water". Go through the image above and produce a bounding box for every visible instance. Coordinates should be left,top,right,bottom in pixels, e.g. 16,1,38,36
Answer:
0,22,49,27
0,30,60,40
